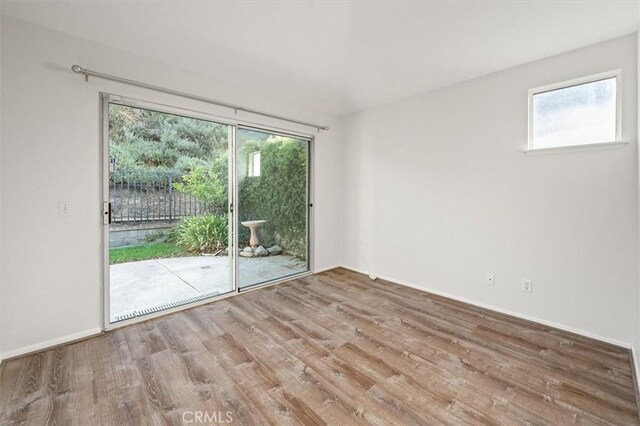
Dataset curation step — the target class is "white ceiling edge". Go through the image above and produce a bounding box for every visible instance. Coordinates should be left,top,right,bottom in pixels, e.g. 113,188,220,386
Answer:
342,30,639,118
1,1,639,116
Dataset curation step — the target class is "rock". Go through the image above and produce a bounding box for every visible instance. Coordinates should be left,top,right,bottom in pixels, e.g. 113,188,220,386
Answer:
253,246,269,257
239,251,253,258
267,245,283,255
243,246,253,253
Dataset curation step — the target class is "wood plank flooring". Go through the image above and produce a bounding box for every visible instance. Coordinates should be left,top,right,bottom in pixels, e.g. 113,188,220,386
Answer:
0,268,638,425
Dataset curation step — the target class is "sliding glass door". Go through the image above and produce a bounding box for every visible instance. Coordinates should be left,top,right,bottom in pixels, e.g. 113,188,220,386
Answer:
236,128,310,289
105,99,234,323
103,96,311,325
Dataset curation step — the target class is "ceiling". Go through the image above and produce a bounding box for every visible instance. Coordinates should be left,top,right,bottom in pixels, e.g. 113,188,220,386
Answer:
2,1,639,116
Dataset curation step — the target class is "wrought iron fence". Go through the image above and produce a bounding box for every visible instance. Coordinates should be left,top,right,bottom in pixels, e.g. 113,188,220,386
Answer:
109,171,215,223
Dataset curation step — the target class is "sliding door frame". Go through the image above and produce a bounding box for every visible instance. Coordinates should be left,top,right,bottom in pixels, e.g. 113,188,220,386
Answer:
236,125,313,291
100,93,314,331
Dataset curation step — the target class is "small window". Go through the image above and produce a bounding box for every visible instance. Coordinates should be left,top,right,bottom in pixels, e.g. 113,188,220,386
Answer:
528,70,620,150
248,151,261,177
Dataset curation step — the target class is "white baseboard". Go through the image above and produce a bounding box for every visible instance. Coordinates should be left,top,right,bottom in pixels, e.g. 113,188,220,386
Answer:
1,327,103,361
632,346,640,398
314,264,341,274
337,265,631,349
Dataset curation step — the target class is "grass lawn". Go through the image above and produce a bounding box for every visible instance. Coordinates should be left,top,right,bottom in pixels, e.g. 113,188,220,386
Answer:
110,242,188,264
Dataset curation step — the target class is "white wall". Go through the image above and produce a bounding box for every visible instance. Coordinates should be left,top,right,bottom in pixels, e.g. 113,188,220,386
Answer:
0,14,4,363
635,29,640,377
0,16,342,357
341,34,638,346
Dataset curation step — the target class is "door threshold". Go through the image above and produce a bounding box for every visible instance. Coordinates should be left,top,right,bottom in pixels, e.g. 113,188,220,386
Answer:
105,270,312,331
112,290,222,322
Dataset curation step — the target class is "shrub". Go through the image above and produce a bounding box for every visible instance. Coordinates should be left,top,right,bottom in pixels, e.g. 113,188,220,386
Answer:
169,214,228,253
172,156,228,214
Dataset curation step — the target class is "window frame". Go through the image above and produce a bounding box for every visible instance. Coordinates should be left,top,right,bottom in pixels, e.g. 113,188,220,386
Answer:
527,69,622,151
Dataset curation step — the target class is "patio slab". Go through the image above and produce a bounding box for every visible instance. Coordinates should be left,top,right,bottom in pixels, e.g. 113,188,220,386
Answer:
109,254,307,322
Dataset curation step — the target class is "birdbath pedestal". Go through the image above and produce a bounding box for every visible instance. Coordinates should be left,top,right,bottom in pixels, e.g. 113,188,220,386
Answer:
241,220,267,249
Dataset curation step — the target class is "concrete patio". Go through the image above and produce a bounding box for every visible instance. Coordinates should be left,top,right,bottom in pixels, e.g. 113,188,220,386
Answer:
109,254,307,322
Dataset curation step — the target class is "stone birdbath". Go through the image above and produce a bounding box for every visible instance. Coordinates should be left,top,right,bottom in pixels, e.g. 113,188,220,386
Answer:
241,220,267,249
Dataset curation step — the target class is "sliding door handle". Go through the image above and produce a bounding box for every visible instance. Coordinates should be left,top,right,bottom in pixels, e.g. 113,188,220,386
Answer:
103,202,112,225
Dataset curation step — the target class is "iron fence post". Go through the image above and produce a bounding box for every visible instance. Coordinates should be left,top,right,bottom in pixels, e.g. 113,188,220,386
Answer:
168,175,173,222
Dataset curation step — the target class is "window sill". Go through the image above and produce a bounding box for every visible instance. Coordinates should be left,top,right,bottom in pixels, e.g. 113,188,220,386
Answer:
523,141,629,156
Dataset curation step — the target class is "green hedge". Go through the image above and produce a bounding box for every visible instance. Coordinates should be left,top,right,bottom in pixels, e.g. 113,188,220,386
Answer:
238,137,308,259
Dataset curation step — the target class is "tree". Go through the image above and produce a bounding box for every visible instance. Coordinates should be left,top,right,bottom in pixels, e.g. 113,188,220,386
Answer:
108,103,229,183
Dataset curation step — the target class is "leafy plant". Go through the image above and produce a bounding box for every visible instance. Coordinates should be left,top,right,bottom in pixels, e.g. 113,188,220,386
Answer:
169,214,228,253
172,155,228,214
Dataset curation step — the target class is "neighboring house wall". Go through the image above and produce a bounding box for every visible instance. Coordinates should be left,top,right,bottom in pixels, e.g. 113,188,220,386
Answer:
340,34,638,346
0,16,342,358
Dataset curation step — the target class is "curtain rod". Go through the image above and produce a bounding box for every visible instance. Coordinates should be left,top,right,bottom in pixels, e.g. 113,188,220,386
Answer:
70,65,330,132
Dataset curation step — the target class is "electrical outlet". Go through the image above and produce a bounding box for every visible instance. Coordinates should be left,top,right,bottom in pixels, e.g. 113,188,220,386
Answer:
486,273,495,286
522,279,532,293
58,201,72,217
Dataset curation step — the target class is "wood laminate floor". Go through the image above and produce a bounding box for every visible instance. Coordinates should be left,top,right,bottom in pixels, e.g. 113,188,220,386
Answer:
0,268,638,425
